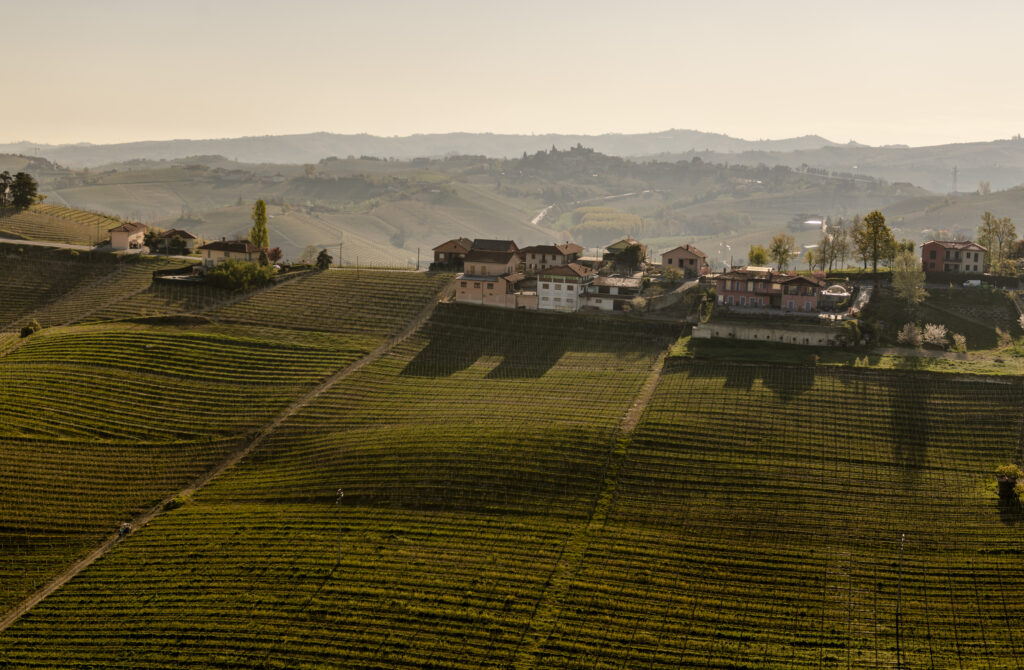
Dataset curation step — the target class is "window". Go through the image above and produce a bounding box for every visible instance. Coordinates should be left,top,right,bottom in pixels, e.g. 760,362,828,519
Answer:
667,258,674,265
542,283,549,289
473,282,480,288
688,259,694,265
486,283,494,289
460,281,467,287
541,296,549,301
439,252,446,260
596,298,603,304
930,250,936,259
740,297,746,306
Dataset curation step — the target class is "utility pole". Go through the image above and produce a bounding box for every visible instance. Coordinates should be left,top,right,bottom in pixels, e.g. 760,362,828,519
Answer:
952,165,958,194
896,532,905,669
339,232,344,268
416,247,420,271
336,490,344,565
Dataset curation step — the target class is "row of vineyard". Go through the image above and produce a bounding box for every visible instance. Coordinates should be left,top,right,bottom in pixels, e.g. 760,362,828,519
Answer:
3,280,1023,667
0,306,671,667
211,269,454,335
0,271,455,627
0,251,118,329
537,361,1024,668
0,204,122,245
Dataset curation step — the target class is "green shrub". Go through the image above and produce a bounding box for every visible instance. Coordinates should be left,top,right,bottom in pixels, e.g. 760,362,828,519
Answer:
19,319,41,338
204,260,274,292
995,464,1022,479
163,494,189,511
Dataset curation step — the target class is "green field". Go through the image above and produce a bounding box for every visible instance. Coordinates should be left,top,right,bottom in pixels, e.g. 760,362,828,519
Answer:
2,292,1022,668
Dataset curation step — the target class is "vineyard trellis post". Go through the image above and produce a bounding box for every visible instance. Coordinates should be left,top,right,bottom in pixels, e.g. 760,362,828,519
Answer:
336,489,344,565
897,532,905,669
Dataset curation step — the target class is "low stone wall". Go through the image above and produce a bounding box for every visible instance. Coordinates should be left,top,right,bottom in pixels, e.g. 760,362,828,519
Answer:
692,320,839,346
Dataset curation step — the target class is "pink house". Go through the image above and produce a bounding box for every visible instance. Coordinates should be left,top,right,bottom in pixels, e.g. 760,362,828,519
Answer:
455,272,535,309
716,267,824,312
920,240,986,273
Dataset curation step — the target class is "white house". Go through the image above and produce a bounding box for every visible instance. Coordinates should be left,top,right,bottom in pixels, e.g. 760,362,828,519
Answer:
583,276,642,311
109,221,147,250
537,263,597,312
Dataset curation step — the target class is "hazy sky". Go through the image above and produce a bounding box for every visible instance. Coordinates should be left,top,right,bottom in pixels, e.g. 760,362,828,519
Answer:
5,0,1024,147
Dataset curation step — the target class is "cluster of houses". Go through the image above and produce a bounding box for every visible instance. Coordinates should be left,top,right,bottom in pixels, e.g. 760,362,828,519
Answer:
107,222,264,268
434,236,711,313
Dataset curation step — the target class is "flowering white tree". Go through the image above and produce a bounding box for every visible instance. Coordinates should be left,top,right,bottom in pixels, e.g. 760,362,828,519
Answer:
951,333,967,353
922,323,948,347
897,322,923,346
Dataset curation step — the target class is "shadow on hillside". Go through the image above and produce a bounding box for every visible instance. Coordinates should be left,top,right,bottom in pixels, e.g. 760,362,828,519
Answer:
685,361,816,399
889,376,928,475
998,497,1022,526
400,308,670,379
761,365,815,401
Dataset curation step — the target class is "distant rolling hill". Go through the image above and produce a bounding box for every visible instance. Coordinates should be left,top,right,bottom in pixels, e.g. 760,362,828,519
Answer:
10,146,1024,269
1,129,842,168
652,138,1024,193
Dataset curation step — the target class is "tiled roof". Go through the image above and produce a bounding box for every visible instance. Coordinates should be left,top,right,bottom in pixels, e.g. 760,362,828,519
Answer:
465,249,518,264
472,239,518,252
158,228,197,239
923,240,987,252
432,237,473,252
718,268,823,286
662,244,707,258
110,221,146,233
538,263,596,278
519,244,564,256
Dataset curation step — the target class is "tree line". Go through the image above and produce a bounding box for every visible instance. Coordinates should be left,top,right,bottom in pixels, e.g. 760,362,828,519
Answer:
0,171,39,210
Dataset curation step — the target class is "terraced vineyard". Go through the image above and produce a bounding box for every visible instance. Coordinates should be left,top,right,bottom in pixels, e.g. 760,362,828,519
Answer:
85,278,239,322
0,248,120,329
23,257,189,329
0,271,452,629
538,361,1024,668
0,204,123,245
212,269,454,334
3,291,1024,668
0,306,675,667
